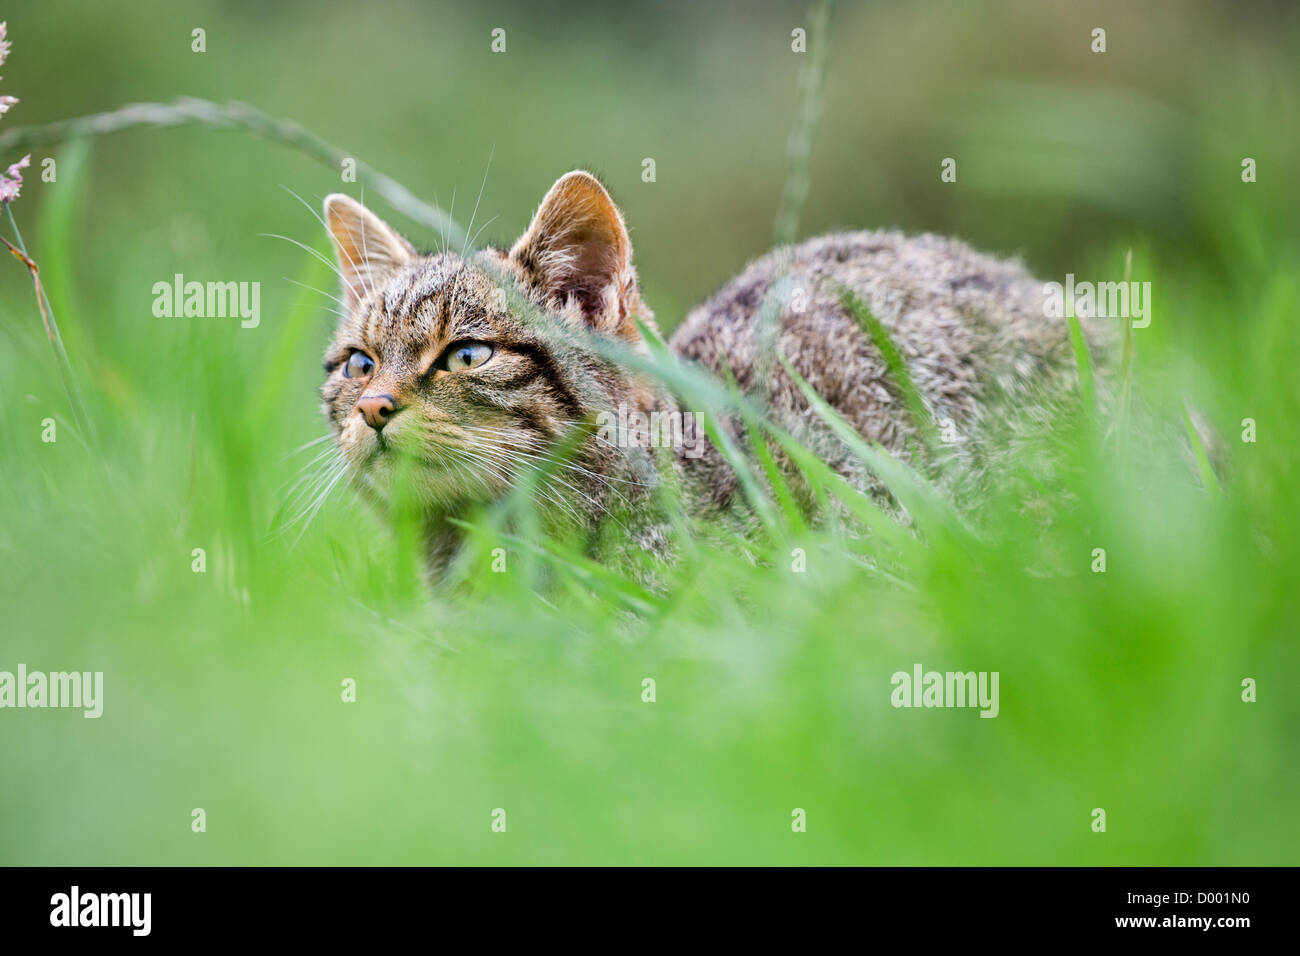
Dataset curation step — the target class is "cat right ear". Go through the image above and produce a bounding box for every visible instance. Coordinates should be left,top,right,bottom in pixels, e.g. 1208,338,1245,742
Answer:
323,194,415,309
508,171,637,337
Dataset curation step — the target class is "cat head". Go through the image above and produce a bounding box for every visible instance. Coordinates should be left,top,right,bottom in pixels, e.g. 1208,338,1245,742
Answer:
320,171,659,517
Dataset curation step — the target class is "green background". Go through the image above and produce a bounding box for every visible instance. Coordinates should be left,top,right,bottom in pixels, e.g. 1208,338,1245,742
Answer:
0,0,1296,864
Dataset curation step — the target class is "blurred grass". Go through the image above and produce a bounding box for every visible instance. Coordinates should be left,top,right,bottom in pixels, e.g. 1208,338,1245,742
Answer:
0,0,1298,864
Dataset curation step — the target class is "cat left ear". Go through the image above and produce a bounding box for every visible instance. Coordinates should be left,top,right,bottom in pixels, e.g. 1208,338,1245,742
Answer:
509,171,637,336
323,194,415,309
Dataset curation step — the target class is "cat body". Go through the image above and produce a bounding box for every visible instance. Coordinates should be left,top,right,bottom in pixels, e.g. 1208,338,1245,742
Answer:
669,230,1100,512
319,171,1101,578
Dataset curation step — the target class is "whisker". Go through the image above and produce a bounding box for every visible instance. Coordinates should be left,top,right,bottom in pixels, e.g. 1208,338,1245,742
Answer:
357,185,379,302
290,460,350,547
266,453,346,545
445,188,456,259
465,214,499,256
460,425,642,489
463,440,628,530
258,232,365,304
461,145,494,259
281,433,335,460
282,275,348,312
280,183,376,303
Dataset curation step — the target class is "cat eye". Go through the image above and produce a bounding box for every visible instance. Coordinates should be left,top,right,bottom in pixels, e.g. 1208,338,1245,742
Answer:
436,341,494,373
343,350,375,379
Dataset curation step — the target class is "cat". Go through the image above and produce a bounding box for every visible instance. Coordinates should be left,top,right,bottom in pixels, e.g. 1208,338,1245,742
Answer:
320,170,1107,579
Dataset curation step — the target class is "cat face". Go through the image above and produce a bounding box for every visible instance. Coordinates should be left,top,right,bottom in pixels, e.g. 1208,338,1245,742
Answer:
320,172,658,517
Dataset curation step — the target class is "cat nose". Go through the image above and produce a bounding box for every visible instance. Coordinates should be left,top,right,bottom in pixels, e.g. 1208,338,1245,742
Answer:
356,393,398,430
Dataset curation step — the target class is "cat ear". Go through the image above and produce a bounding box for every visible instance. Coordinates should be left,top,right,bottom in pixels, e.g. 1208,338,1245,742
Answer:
509,171,637,335
323,194,415,309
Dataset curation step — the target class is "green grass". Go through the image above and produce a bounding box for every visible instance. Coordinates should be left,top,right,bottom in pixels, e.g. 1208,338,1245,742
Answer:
0,0,1298,865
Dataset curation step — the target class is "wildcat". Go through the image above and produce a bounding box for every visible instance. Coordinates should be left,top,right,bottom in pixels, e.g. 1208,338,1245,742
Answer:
320,170,1105,578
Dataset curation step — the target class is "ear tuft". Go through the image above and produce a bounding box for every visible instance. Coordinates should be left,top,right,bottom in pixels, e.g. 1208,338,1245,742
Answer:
508,171,635,332
323,194,415,309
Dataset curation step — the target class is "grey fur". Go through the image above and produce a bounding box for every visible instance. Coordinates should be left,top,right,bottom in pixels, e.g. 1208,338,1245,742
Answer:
669,231,1111,511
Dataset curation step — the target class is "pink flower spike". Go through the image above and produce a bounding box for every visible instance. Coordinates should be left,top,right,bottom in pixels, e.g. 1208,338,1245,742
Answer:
0,95,17,116
4,154,29,180
0,176,19,203
0,21,8,69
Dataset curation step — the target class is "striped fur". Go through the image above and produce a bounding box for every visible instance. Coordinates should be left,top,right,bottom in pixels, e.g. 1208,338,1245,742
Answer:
321,171,1110,580
321,174,664,579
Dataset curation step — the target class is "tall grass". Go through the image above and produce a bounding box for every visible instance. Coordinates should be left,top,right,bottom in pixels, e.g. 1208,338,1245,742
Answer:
0,0,1296,865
